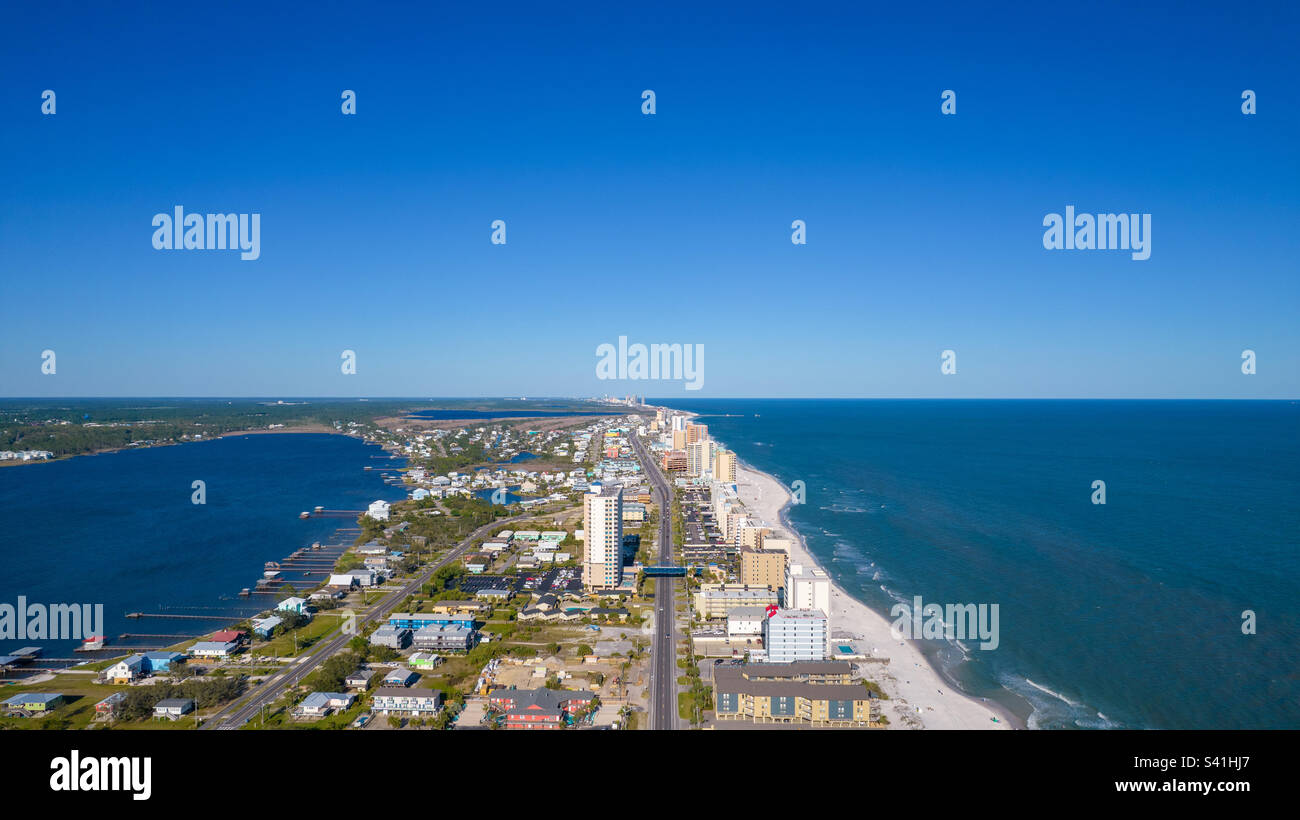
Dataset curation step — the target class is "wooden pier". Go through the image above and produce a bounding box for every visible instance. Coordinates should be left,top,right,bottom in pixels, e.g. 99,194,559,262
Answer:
125,612,233,620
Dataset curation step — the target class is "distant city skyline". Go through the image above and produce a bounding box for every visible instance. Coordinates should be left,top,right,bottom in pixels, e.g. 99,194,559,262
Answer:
2,2,1296,398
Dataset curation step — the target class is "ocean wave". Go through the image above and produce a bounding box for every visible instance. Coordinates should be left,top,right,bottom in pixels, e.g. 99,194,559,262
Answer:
1000,673,1125,730
832,539,864,558
1024,678,1082,708
818,503,870,514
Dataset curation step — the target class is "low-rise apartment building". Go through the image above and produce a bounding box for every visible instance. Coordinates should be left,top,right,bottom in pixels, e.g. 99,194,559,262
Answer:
712,662,874,727
694,584,779,619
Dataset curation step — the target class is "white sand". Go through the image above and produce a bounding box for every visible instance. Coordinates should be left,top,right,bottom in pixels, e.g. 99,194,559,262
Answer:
734,464,1011,730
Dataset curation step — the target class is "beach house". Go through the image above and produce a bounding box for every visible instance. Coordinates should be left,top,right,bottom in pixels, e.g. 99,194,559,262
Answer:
367,500,391,521
190,640,241,659
251,615,283,638
153,698,195,720
277,596,310,615
95,691,126,717
345,669,376,690
3,692,65,714
104,654,147,684
297,691,356,717
383,667,420,687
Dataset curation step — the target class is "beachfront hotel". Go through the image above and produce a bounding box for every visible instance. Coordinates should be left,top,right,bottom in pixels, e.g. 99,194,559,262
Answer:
687,439,713,477
713,449,737,483
582,484,624,590
764,608,830,663
672,428,688,450
785,563,831,616
740,547,788,589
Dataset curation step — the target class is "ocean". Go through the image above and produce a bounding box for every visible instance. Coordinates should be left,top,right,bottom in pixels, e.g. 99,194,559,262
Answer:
0,433,407,658
657,399,1300,730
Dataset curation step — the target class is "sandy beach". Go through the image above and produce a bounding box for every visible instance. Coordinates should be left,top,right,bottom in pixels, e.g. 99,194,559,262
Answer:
733,463,1013,730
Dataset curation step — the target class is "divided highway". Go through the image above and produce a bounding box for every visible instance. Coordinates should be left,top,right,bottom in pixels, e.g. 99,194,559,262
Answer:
631,431,679,730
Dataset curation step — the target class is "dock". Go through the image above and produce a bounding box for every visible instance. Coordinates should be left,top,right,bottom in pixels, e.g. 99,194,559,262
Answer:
125,612,233,620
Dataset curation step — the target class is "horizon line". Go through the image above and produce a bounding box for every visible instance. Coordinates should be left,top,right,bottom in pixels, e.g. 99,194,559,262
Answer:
0,396,1295,403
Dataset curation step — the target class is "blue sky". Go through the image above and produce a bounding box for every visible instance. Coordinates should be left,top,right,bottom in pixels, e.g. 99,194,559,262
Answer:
2,0,1297,398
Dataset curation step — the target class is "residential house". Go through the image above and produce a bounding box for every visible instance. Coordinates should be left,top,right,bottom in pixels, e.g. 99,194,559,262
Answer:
142,651,183,672
328,573,359,590
298,692,356,717
3,692,65,713
277,597,310,615
153,698,196,720
345,568,380,587
251,615,283,638
345,669,376,690
104,654,146,684
383,667,420,687
190,640,240,659
408,652,443,670
95,691,126,717
367,500,391,521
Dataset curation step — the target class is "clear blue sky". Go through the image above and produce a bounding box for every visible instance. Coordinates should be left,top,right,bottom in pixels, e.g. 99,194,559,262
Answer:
2,1,1296,398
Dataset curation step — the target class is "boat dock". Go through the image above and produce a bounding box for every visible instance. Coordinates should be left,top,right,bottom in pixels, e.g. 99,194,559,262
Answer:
307,509,363,518
125,612,233,620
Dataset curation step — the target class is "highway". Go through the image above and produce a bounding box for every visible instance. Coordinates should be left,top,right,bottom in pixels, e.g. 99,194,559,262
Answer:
631,431,679,730
203,511,526,730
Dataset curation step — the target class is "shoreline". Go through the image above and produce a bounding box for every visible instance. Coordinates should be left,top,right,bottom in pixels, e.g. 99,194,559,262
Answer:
733,461,1017,729
671,407,1017,729
0,425,345,468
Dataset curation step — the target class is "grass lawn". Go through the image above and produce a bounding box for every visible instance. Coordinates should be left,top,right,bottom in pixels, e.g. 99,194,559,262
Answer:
677,691,696,721
243,692,371,729
250,614,343,657
0,678,131,730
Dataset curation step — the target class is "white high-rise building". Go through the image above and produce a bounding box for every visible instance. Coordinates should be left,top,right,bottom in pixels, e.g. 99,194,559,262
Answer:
671,415,686,432
686,439,713,478
583,485,624,590
764,608,829,663
785,563,831,617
